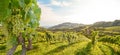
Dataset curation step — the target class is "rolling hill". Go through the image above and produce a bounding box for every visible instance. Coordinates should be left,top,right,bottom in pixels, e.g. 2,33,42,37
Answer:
49,22,84,30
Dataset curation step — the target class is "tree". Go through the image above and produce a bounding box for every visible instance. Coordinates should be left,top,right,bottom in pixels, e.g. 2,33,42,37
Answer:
112,20,120,26
0,0,41,55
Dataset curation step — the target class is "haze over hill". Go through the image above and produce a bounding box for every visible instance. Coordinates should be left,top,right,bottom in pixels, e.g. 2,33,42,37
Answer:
47,20,120,30
49,22,84,30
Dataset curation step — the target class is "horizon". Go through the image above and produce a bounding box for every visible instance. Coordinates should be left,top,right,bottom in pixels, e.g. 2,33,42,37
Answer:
41,19,119,28
38,0,120,27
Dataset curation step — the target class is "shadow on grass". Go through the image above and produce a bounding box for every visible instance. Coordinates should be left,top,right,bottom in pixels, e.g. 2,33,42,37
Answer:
32,41,46,44
14,44,39,55
45,42,78,55
75,42,92,55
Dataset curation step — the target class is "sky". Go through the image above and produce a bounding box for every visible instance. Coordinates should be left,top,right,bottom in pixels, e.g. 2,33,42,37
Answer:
38,0,120,26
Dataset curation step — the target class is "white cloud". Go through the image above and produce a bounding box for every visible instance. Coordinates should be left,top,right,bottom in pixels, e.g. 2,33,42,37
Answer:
38,2,65,26
58,0,120,24
51,0,61,6
51,0,71,7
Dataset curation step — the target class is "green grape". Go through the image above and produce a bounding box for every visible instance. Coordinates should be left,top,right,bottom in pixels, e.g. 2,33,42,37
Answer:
0,0,41,54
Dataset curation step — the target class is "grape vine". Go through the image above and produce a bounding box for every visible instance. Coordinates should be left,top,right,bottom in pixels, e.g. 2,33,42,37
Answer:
0,0,41,55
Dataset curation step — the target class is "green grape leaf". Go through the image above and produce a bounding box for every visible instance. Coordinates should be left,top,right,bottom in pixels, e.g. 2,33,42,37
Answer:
18,0,25,8
24,0,31,5
0,0,10,20
11,0,20,8
7,35,18,46
33,5,41,20
32,0,37,4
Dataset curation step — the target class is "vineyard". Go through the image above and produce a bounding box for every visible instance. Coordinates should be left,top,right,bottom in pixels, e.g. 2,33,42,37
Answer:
0,0,120,55
0,26,120,55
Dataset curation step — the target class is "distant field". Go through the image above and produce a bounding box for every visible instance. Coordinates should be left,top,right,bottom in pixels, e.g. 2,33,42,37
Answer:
105,26,120,32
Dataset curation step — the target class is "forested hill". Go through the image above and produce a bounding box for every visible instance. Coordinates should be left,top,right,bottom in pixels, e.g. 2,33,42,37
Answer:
93,20,120,27
49,22,84,30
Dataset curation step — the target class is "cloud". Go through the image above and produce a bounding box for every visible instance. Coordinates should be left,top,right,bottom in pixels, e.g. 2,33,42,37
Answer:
58,0,120,24
37,2,65,26
51,0,71,7
38,0,120,26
